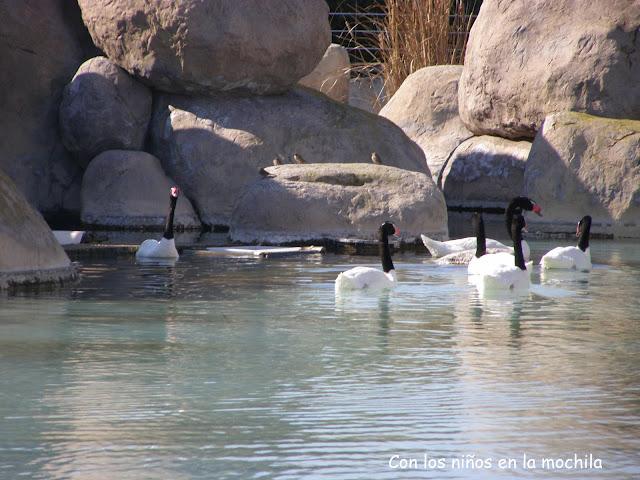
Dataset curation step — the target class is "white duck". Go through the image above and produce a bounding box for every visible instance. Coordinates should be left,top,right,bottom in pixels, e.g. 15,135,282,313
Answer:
422,197,542,260
540,215,592,271
468,213,530,292
136,186,181,260
335,222,399,291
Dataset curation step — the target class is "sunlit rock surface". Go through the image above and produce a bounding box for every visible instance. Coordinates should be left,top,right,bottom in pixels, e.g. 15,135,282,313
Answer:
459,0,640,139
524,112,640,237
380,66,473,182
299,43,350,103
78,0,330,95
150,88,429,227
230,163,448,243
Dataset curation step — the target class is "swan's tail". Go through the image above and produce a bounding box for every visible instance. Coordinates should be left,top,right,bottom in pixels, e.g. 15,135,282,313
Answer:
420,235,447,257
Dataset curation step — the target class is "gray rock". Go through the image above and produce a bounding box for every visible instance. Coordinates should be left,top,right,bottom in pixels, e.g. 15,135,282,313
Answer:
0,169,74,288
0,0,95,215
78,0,330,95
524,112,640,237
441,136,532,207
380,66,473,182
230,163,448,243
299,44,350,103
349,76,387,113
150,87,429,227
459,0,640,139
81,150,201,229
60,57,152,168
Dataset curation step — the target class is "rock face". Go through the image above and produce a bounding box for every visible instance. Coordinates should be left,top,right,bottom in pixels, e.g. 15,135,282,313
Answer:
0,1,95,215
459,0,640,139
441,136,532,207
59,57,152,168
0,169,74,288
230,164,448,243
151,87,429,227
380,66,473,182
524,112,640,237
78,0,331,96
81,151,201,229
299,44,350,103
349,76,387,113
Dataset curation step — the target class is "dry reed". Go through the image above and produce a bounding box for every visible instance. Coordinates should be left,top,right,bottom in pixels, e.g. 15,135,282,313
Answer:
372,0,477,97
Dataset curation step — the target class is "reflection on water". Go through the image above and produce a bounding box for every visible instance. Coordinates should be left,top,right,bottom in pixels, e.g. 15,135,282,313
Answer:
0,241,639,479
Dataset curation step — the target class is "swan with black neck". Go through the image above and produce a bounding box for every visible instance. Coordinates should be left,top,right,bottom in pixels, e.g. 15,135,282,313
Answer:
136,186,181,260
335,222,399,291
468,212,530,291
540,215,592,271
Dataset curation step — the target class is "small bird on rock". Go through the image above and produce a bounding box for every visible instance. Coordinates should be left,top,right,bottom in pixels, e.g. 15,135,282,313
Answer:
293,153,306,164
371,151,382,165
272,157,283,166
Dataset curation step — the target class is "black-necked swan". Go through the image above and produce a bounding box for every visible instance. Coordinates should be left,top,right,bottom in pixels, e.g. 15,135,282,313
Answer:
468,213,530,291
335,222,399,291
423,196,542,260
136,186,181,260
541,215,592,271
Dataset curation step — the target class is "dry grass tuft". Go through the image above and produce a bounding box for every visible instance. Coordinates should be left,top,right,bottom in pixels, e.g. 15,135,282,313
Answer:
377,0,477,96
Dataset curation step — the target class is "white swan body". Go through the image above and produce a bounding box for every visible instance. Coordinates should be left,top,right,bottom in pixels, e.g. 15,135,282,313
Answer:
335,221,399,292
468,252,532,276
421,235,510,257
53,230,85,245
136,237,179,259
136,186,181,260
335,267,396,291
470,259,530,292
468,211,531,292
541,246,591,271
436,242,531,265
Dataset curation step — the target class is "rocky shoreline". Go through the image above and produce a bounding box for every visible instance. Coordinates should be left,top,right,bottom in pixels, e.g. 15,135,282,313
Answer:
2,0,639,286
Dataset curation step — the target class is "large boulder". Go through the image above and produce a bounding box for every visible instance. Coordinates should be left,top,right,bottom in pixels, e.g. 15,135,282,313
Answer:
60,57,152,168
524,112,640,237
380,66,473,182
81,150,201,229
77,0,331,96
0,1,95,215
230,164,448,243
0,169,75,288
150,87,429,227
299,44,350,103
459,0,640,139
441,136,532,206
349,76,387,113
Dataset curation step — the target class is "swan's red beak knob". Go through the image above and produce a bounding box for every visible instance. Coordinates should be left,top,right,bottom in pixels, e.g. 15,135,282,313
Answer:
394,226,400,236
171,186,180,198
532,204,542,216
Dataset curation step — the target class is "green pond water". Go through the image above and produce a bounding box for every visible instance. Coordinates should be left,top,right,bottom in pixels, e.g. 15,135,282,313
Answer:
0,240,639,479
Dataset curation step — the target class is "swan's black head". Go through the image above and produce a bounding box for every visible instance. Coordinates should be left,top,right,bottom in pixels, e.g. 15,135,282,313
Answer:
378,221,399,241
577,215,592,236
576,215,592,251
509,196,542,216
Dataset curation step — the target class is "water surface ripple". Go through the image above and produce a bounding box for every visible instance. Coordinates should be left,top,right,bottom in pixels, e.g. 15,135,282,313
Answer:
0,240,639,479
